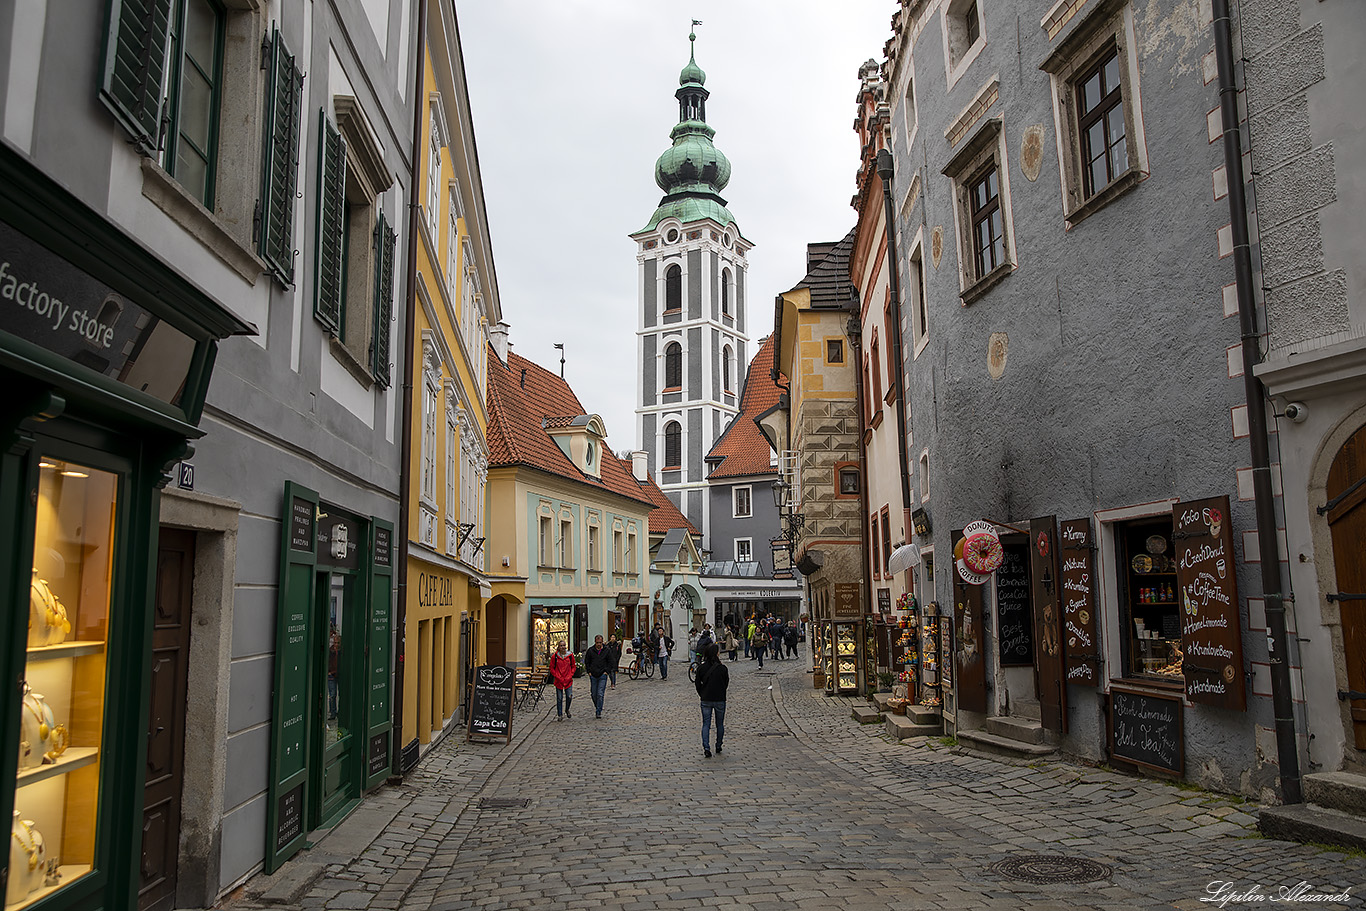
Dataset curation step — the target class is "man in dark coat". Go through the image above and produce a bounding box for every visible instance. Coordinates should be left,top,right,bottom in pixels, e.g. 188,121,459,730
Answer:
584,635,612,718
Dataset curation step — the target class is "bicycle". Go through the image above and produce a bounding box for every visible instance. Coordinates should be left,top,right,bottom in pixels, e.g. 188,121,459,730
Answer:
687,655,699,682
626,648,655,680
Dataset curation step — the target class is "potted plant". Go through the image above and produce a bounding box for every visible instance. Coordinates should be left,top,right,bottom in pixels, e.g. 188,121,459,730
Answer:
877,671,894,693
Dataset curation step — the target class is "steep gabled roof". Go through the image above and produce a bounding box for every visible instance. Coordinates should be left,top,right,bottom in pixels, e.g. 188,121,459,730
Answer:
640,471,699,535
705,334,785,480
796,227,857,308
486,348,653,507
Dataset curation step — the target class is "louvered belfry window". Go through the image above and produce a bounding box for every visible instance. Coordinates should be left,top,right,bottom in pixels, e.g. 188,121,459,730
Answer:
101,0,174,155
371,213,396,387
258,27,303,284
314,110,346,332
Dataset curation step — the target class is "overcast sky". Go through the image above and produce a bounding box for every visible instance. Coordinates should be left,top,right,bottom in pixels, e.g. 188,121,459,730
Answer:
457,1,894,453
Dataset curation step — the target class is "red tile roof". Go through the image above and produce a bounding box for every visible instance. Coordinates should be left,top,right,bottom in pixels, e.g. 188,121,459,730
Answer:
640,473,699,535
486,348,654,507
705,334,785,480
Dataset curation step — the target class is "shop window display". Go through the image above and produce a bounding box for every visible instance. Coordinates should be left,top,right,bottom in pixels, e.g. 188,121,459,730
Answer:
1118,518,1183,680
11,460,116,908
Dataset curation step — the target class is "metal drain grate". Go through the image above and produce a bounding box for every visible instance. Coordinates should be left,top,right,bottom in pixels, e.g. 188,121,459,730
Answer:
989,855,1112,885
478,798,530,809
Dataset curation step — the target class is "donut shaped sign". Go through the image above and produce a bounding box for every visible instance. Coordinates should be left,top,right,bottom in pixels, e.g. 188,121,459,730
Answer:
961,520,1004,575
956,558,991,586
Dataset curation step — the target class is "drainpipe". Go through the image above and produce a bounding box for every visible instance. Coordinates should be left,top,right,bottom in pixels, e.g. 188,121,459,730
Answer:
847,297,874,690
876,149,913,526
391,0,428,779
1212,0,1301,805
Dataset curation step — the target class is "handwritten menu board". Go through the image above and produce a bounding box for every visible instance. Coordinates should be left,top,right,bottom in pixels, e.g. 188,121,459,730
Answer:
1110,686,1183,774
1059,518,1101,686
467,664,516,742
995,538,1033,666
1174,495,1246,711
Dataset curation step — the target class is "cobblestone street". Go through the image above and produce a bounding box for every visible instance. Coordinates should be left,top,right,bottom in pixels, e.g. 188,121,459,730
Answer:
227,655,1364,911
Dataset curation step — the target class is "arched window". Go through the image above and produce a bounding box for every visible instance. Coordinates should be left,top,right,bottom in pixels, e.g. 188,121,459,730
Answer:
721,268,731,316
723,344,733,392
664,341,682,389
664,421,682,468
665,263,682,312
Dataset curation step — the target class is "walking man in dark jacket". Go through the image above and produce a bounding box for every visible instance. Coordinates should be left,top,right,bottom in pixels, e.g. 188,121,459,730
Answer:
585,635,612,718
694,643,730,757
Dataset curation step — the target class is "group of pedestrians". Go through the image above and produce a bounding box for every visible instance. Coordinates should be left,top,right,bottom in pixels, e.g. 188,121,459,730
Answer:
550,626,679,721
743,614,799,668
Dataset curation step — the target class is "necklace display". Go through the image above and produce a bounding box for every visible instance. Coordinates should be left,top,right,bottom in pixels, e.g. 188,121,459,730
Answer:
29,571,71,648
17,686,67,770
8,811,47,904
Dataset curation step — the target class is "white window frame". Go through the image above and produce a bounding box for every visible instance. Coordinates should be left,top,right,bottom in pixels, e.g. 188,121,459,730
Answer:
901,69,918,152
1041,2,1149,227
943,0,987,90
559,515,574,569
732,484,753,519
626,528,637,574
918,449,930,501
735,537,753,563
426,117,441,239
907,229,930,358
539,513,554,567
943,116,1017,304
613,527,624,572
445,404,457,523
421,373,439,506
587,516,601,572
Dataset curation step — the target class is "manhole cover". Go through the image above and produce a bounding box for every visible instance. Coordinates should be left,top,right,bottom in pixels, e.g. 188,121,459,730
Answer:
478,798,530,809
989,855,1112,885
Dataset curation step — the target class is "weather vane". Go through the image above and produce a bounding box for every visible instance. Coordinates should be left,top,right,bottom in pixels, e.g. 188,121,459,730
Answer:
553,342,565,378
690,18,702,44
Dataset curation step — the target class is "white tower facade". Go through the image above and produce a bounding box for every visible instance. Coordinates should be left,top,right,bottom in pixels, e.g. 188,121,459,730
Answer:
631,31,753,541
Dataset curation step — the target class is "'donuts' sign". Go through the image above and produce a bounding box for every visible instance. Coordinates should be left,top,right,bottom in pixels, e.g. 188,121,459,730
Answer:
1174,495,1246,711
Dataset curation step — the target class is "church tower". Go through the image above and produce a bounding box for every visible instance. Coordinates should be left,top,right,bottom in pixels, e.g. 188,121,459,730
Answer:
631,29,753,542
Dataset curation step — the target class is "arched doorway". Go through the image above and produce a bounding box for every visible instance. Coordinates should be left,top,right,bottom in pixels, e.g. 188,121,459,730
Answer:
1327,424,1366,749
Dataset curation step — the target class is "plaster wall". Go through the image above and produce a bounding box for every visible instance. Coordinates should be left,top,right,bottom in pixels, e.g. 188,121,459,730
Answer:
884,0,1279,795
708,477,783,575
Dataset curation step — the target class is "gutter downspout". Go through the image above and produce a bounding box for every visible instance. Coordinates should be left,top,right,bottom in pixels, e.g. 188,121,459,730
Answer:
1212,0,1301,804
391,0,428,779
848,292,874,690
876,149,913,533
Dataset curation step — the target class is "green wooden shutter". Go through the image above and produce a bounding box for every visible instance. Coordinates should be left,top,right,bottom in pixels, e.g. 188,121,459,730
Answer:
314,110,346,332
370,214,396,387
100,0,174,154
258,27,303,285
266,482,318,873
364,519,395,788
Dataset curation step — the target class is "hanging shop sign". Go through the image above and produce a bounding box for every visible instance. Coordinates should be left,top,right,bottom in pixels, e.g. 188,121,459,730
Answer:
1059,518,1102,686
1174,495,1246,711
1109,685,1184,775
952,530,988,713
832,582,862,620
1030,516,1067,735
615,592,641,607
0,219,197,406
961,520,1005,574
995,536,1034,667
911,506,932,537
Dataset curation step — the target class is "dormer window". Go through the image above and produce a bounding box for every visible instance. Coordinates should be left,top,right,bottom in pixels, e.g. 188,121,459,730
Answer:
585,440,596,468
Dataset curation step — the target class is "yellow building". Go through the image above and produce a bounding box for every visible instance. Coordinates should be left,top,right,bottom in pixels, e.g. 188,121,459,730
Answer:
399,4,511,756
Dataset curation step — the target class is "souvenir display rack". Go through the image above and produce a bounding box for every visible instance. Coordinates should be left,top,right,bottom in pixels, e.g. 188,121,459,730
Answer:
893,614,920,697
920,607,942,706
833,622,859,693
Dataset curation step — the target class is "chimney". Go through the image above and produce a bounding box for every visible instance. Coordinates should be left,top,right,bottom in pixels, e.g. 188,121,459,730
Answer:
631,450,649,482
488,320,511,363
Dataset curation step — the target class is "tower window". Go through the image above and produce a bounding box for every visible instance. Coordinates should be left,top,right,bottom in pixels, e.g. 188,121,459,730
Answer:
664,342,683,389
665,263,682,312
723,344,733,392
664,421,682,469
721,268,731,316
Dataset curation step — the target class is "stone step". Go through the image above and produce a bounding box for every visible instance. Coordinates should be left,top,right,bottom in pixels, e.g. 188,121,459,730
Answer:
984,714,1049,745
907,705,941,725
1258,802,1366,853
886,713,942,740
957,729,1057,760
870,693,894,711
851,705,884,725
1304,771,1366,817
1012,699,1042,721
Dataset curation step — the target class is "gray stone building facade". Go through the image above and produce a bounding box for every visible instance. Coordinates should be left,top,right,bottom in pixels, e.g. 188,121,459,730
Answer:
1,0,414,901
1237,2,1366,779
879,0,1296,797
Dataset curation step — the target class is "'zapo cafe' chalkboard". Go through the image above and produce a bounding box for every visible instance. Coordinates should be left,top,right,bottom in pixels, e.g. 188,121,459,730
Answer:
467,664,516,742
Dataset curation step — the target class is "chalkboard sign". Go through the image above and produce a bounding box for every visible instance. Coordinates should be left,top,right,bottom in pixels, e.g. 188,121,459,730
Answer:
1174,495,1246,711
995,539,1033,666
1060,518,1101,686
467,664,516,742
368,731,390,778
1109,686,1183,774
274,782,304,853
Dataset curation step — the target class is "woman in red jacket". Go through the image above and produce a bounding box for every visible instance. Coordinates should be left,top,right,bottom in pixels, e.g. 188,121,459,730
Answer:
550,641,576,720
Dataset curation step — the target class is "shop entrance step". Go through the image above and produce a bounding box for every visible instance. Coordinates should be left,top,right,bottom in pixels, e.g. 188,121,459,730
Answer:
851,705,884,724
957,728,1057,760
1304,770,1366,816
984,714,1051,745
1258,802,1366,853
885,712,942,740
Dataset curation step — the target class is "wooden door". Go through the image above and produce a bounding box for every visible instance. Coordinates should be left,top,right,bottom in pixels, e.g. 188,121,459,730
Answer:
952,530,988,713
140,529,194,911
1327,425,1366,749
1030,516,1067,734
485,598,506,666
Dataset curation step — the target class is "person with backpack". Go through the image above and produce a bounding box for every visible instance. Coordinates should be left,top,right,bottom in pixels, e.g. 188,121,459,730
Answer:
549,641,576,720
694,643,729,758
695,623,714,662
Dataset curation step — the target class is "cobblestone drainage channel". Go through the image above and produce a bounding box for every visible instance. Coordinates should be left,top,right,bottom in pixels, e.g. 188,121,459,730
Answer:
477,798,530,809
989,855,1112,885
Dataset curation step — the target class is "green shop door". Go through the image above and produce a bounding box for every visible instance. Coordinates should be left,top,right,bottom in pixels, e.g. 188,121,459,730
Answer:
315,570,359,826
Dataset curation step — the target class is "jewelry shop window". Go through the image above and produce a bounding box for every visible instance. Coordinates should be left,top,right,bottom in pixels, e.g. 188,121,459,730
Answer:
1116,516,1182,681
12,459,118,907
